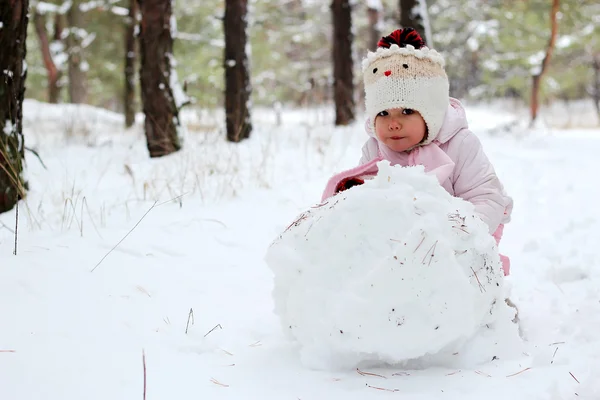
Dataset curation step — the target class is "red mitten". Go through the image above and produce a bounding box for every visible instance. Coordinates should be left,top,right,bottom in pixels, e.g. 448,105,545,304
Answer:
335,177,365,193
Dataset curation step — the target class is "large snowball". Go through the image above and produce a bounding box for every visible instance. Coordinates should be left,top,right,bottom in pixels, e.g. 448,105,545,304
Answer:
266,162,516,370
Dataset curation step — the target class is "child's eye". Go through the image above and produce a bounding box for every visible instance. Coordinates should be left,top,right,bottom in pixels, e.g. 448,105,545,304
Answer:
377,110,389,117
403,109,415,115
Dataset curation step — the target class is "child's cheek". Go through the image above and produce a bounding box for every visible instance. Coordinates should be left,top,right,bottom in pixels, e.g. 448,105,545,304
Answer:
374,120,387,141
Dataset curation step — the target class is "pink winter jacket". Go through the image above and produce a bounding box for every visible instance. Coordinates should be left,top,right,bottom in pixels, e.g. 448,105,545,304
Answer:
322,98,513,235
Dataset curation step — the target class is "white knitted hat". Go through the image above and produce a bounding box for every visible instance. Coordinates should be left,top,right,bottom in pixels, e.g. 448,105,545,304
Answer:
363,28,449,145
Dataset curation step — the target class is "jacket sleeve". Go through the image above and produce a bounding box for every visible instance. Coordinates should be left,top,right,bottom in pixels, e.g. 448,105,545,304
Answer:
452,132,506,234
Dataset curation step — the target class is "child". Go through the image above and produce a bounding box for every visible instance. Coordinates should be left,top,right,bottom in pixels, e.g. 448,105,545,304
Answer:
322,28,513,276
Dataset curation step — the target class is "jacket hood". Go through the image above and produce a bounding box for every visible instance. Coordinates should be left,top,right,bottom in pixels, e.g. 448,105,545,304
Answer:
435,97,469,144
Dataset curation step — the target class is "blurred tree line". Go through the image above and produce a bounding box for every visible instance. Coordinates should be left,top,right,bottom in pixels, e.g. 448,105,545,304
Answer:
24,0,599,114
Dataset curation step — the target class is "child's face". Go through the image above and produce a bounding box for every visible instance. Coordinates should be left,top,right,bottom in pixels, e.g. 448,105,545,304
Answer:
374,108,427,152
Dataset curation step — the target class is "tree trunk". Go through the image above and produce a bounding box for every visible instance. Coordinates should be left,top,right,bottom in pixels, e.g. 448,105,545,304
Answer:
367,3,381,51
67,0,87,104
399,0,432,47
0,0,29,213
591,54,600,125
138,0,181,157
530,0,560,126
33,10,61,103
51,12,64,102
224,0,252,142
331,0,355,126
124,0,138,128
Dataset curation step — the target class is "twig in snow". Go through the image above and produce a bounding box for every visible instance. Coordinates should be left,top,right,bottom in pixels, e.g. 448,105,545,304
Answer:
471,267,486,293
570,372,580,384
284,213,308,233
0,350,16,353
136,286,151,297
157,193,189,207
391,371,410,377
413,234,426,253
304,219,318,238
506,367,531,377
549,341,566,346
210,378,229,387
446,370,461,376
551,347,558,364
204,324,223,338
475,370,492,377
452,225,470,234
249,341,262,347
310,201,328,208
366,384,399,392
422,240,438,266
91,200,158,272
357,368,387,379
142,349,147,400
13,201,18,255
554,282,565,295
0,219,14,234
220,349,234,356
185,308,194,334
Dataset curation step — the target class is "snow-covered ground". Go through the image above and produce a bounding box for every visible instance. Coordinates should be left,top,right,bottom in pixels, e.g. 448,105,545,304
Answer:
1,99,600,399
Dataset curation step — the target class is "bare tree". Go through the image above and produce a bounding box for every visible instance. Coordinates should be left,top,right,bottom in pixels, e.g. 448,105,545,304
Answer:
592,53,600,124
331,0,355,126
399,0,432,46
138,0,182,157
124,0,138,128
0,0,29,213
33,8,63,103
367,1,382,51
224,0,252,142
67,0,87,103
530,0,560,126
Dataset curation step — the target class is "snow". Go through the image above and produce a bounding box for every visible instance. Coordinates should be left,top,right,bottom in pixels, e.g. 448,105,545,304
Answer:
81,32,97,49
170,12,178,38
366,0,383,11
556,35,573,49
35,1,60,14
80,0,121,12
266,161,519,370
166,53,191,109
109,6,129,16
3,119,13,135
1,100,600,399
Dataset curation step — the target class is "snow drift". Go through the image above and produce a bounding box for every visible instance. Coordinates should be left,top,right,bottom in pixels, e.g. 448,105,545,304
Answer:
266,161,519,370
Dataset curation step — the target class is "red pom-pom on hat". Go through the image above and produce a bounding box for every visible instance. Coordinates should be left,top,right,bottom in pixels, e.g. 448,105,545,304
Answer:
377,28,426,49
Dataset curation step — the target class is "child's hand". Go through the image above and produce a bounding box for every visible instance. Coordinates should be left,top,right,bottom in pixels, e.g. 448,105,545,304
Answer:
335,177,365,193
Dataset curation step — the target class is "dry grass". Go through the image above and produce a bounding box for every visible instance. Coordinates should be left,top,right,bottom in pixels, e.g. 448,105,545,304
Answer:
15,103,355,236
356,368,387,379
506,367,531,378
210,378,229,388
